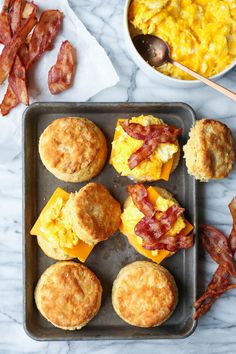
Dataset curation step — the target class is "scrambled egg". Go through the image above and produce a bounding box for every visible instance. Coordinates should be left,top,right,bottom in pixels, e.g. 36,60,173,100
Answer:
129,0,236,80
110,115,178,181
39,197,79,249
121,193,186,245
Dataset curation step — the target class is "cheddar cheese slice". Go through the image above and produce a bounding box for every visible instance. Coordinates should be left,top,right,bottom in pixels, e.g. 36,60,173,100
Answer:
30,187,94,262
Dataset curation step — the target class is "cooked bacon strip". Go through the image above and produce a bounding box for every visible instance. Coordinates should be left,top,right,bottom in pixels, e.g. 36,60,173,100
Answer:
48,40,75,94
21,1,35,22
0,11,36,84
9,56,28,105
194,220,236,320
194,264,231,319
135,205,185,248
0,1,32,109
0,12,11,44
128,184,156,218
128,137,160,170
200,224,236,277
121,122,181,169
1,7,62,115
229,197,236,253
27,10,64,69
0,84,18,115
9,0,23,34
143,231,194,252
121,120,182,141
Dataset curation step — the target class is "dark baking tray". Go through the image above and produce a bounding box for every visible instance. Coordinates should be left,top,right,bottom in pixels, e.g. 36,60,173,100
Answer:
23,102,198,340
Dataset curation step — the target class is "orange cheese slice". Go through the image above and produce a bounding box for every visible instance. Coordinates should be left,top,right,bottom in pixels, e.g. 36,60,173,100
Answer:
160,157,174,181
30,187,94,262
110,119,175,181
120,186,193,264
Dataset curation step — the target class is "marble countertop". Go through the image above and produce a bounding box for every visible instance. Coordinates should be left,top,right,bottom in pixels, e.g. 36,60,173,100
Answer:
1,0,236,353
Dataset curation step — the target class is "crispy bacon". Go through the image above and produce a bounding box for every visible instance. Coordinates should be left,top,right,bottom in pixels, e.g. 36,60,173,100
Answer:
134,205,185,249
1,7,63,115
0,12,11,44
143,232,194,252
0,84,18,115
27,10,64,69
0,10,36,84
9,0,23,34
48,40,75,94
120,120,181,169
0,0,31,109
200,224,236,277
128,137,160,169
194,220,236,320
9,56,28,105
121,120,182,141
229,197,236,253
21,1,36,22
193,264,232,319
128,184,156,217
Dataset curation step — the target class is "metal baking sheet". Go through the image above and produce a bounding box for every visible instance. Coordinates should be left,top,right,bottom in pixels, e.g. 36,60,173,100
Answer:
23,102,198,340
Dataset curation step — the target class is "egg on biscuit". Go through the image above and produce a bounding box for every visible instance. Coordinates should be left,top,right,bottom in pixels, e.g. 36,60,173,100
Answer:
120,185,193,264
110,115,181,182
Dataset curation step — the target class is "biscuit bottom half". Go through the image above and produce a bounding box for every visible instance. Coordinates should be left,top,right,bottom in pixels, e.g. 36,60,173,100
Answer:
112,261,178,327
35,261,102,330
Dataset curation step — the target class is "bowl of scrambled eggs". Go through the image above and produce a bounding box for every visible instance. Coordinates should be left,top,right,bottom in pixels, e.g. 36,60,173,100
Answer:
124,0,236,87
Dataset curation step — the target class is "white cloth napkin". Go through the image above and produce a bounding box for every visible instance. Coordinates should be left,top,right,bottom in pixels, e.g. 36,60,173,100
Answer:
0,0,119,164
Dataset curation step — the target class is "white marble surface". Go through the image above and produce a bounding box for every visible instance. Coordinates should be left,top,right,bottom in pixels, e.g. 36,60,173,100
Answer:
0,0,236,353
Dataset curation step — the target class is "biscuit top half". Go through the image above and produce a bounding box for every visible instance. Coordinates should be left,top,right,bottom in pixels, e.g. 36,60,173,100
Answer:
39,117,106,175
63,183,121,246
184,119,235,181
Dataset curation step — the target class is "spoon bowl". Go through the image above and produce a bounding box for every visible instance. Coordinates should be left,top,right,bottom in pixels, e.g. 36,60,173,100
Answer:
133,34,171,67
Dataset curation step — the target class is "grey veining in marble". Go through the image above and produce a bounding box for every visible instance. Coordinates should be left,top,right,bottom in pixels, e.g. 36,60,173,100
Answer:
0,0,236,353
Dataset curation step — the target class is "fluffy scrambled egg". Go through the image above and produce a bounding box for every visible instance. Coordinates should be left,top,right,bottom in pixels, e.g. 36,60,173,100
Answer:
121,194,186,244
39,197,79,249
129,0,236,79
110,115,178,181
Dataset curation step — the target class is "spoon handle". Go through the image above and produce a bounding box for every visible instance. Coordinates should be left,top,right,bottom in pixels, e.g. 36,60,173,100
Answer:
172,60,236,101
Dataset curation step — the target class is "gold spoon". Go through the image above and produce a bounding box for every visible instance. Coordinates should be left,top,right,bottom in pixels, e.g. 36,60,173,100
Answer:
133,34,236,101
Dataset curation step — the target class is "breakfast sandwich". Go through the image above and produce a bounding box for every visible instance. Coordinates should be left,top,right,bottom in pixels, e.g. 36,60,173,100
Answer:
112,261,178,327
35,261,102,330
110,115,181,181
183,119,235,181
120,184,194,263
31,183,121,262
39,117,107,183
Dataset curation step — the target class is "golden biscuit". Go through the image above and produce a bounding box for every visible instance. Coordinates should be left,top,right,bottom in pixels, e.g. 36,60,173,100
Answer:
63,183,121,246
37,235,73,261
39,117,107,182
183,119,235,181
35,261,102,330
112,261,178,327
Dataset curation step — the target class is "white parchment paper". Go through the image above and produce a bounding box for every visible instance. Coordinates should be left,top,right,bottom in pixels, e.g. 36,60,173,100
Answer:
0,0,119,164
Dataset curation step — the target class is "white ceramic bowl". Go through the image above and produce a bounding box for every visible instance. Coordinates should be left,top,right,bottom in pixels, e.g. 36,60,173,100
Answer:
124,0,236,88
